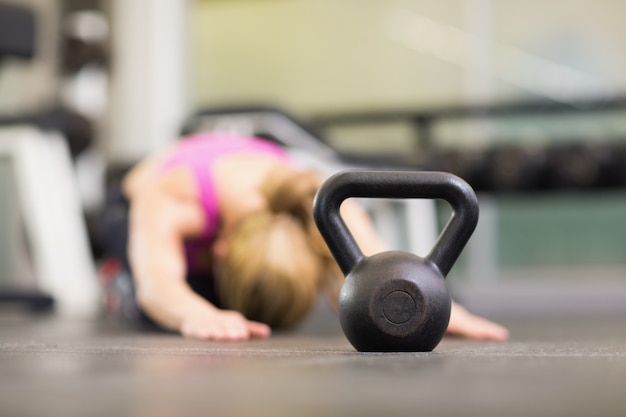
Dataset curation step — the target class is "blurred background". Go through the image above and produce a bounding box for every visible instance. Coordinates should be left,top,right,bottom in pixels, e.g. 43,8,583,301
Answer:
1,0,626,319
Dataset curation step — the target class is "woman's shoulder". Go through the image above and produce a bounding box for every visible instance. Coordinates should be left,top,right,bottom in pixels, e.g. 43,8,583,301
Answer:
123,150,197,201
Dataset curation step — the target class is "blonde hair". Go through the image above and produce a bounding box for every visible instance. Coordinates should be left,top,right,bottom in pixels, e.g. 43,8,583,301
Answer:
216,168,341,329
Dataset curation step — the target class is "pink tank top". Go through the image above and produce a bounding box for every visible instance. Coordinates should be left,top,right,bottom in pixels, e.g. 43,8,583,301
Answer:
160,133,291,273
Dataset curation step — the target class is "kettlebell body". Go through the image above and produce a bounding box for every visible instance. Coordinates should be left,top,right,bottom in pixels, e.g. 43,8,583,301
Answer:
339,251,450,352
313,170,479,352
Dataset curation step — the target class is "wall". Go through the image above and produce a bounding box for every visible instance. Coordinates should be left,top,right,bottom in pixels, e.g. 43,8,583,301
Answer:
189,0,626,114
187,0,626,273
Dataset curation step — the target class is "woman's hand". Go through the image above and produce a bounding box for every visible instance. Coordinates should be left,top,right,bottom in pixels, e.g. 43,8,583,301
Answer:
446,301,509,341
180,307,271,341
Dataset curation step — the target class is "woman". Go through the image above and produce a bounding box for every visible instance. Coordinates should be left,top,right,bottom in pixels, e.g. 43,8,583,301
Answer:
102,133,509,342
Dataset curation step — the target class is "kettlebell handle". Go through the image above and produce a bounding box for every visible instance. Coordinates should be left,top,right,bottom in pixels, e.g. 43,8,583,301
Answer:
313,170,479,277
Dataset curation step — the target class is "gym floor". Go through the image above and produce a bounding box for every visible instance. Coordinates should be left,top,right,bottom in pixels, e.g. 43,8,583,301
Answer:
1,305,625,417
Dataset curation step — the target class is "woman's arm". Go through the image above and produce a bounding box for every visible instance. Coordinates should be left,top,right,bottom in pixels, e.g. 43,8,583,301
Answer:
340,199,509,341
127,174,270,341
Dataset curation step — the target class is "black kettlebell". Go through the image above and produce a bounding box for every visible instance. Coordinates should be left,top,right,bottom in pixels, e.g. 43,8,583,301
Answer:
313,170,479,352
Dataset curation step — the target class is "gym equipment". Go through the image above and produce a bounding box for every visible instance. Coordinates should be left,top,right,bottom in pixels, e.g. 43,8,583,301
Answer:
61,29,109,75
313,170,479,352
0,290,54,312
426,148,490,191
486,145,550,191
609,143,626,187
313,97,626,193
0,107,93,159
0,3,36,59
312,97,626,156
0,4,99,315
0,4,54,313
0,126,100,316
181,105,338,164
547,143,618,189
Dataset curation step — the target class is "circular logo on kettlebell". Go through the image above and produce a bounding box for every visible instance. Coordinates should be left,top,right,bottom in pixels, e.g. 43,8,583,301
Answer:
382,290,415,324
370,279,425,337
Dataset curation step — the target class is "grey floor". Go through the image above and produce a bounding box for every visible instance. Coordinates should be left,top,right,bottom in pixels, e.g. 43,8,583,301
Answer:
1,307,626,417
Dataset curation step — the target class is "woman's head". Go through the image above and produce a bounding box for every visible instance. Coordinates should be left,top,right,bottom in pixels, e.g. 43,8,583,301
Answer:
215,168,339,329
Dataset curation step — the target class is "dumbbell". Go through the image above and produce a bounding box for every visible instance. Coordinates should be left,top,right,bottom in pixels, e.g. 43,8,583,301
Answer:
426,149,490,191
486,145,550,191
313,170,479,352
546,143,616,189
608,143,626,187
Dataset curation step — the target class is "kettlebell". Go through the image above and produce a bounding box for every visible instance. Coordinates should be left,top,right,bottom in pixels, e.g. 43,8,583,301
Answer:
313,170,479,352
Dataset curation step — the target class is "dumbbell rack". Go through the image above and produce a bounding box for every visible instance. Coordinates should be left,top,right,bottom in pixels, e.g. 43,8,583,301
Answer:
312,96,626,193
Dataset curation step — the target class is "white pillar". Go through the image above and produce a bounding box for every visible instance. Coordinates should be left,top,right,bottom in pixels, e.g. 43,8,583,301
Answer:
108,0,188,164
